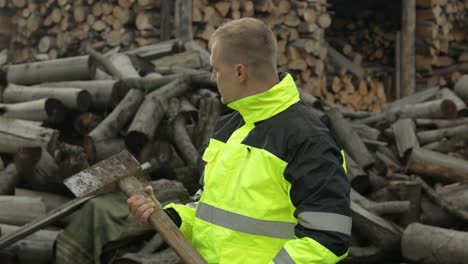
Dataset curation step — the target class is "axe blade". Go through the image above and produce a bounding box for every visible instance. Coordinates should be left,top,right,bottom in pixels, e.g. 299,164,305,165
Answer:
64,150,141,197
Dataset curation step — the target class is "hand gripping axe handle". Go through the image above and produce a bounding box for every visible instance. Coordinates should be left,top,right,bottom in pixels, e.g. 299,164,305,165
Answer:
64,150,206,264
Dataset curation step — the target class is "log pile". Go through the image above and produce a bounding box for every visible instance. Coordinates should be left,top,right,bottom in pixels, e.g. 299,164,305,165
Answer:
192,0,331,102
320,79,468,263
416,0,468,88
3,0,173,63
0,40,221,262
321,5,396,112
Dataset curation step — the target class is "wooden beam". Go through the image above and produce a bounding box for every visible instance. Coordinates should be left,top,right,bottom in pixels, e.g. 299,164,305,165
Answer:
175,0,193,42
401,0,416,97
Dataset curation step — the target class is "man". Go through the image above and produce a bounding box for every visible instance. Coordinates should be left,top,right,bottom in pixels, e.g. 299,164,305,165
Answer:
128,17,351,264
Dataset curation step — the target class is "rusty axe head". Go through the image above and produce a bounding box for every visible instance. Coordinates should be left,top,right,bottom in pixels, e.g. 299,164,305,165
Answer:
64,150,150,197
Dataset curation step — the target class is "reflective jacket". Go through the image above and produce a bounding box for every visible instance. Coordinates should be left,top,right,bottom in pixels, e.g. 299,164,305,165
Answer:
165,73,351,264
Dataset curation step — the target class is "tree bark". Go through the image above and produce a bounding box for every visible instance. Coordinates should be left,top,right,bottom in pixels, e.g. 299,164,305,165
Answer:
406,148,468,183
6,55,96,85
423,138,467,153
3,84,91,112
402,222,468,264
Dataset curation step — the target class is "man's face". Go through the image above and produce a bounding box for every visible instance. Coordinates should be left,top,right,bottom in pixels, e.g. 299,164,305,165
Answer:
210,41,243,104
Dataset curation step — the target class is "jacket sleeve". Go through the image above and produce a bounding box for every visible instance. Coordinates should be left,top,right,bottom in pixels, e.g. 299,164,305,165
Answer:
163,202,197,241
270,134,351,264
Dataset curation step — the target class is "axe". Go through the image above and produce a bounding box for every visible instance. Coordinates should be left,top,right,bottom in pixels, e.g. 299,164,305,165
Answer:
64,150,206,264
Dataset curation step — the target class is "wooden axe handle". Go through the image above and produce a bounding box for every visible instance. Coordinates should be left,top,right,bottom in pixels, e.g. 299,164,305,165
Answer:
119,176,207,264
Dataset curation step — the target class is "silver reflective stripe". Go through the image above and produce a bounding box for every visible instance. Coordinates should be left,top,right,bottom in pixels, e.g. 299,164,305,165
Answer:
298,211,352,236
196,202,295,239
273,248,295,264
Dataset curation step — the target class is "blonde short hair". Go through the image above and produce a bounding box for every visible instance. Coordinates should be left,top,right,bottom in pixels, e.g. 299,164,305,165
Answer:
209,17,277,78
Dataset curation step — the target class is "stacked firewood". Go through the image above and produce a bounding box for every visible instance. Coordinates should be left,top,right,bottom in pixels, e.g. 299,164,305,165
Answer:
4,0,170,63
416,0,468,87
322,8,396,112
192,0,331,101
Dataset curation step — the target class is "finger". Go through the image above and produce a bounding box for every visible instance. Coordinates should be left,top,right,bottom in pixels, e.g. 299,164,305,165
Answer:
141,208,155,225
144,185,152,193
129,198,149,214
135,203,153,219
127,195,145,204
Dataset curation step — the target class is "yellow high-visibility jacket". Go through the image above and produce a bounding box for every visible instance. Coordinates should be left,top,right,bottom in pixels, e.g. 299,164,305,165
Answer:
165,73,351,264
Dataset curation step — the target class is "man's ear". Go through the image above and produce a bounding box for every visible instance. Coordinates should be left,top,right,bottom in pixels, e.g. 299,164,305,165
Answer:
236,64,247,82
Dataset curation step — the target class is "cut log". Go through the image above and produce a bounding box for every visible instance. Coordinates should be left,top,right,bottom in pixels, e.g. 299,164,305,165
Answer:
0,164,17,195
421,182,468,227
392,118,419,158
415,117,468,129
351,202,402,250
402,223,468,264
423,138,467,153
326,42,365,79
15,188,71,212
0,196,46,226
38,80,116,110
0,98,65,123
192,91,221,151
86,54,143,154
387,98,458,120
435,88,467,116
386,86,439,110
84,137,126,164
167,98,199,168
6,55,96,85
125,39,180,60
0,118,59,154
417,124,468,145
3,84,91,112
0,224,59,264
406,148,468,183
15,147,59,192
326,108,375,169
112,74,182,103
454,75,468,100
126,78,190,153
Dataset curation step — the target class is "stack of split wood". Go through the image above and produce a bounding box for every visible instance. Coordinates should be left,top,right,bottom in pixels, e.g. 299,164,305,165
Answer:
416,0,468,87
322,9,396,112
318,78,468,263
4,0,174,63
0,39,221,262
192,0,331,99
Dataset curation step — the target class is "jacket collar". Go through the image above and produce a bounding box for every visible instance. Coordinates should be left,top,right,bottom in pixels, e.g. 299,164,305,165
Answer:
227,73,300,124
